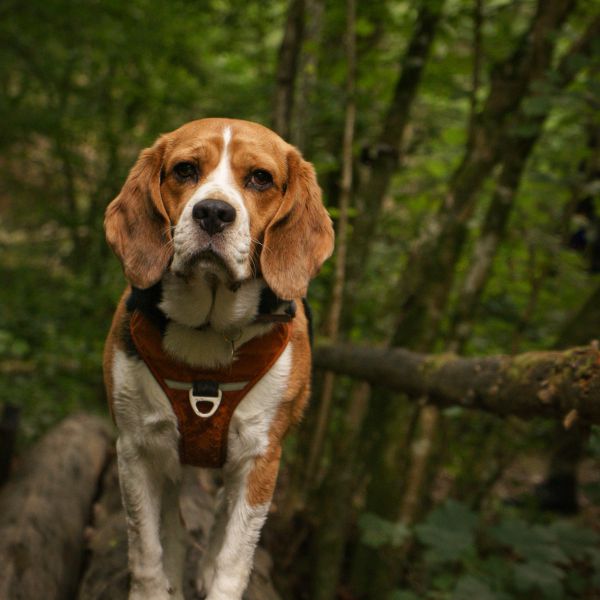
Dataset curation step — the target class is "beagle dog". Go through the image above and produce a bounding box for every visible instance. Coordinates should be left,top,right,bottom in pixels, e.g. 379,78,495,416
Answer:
103,118,334,600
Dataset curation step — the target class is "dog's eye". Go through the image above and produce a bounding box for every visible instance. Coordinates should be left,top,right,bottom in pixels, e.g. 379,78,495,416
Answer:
248,169,273,190
173,162,198,181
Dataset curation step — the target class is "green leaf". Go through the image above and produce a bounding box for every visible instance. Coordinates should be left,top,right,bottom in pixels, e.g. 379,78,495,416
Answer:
452,575,498,600
415,500,477,564
490,518,568,564
358,513,410,549
514,560,564,600
548,521,600,562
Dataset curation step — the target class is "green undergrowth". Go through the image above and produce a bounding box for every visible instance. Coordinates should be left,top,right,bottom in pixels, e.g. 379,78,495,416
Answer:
0,232,121,447
359,499,600,600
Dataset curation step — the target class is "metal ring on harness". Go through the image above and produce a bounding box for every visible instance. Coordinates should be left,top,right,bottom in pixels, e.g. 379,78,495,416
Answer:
189,387,222,418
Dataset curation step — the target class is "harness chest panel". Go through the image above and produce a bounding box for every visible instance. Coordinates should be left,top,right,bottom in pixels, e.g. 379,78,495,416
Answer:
129,310,292,468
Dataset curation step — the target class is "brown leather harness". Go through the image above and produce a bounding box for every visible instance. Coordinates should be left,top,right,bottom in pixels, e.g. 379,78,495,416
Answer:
129,310,293,468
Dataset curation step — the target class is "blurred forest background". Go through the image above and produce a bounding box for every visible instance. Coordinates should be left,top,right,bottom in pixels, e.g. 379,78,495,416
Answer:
1,0,600,598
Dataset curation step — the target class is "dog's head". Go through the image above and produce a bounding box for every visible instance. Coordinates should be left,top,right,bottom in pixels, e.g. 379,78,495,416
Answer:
105,118,334,300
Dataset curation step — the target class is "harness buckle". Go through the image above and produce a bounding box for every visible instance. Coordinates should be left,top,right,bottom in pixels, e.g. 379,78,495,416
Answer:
189,382,222,418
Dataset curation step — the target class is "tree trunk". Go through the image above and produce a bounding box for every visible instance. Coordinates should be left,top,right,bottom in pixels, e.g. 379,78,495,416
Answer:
273,0,305,140
535,279,600,513
449,157,528,351
0,414,112,600
311,382,370,600
291,0,324,152
343,0,446,325
467,0,483,139
313,343,600,423
304,0,357,498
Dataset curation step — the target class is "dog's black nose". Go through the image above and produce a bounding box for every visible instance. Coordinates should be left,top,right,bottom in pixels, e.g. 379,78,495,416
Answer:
192,199,236,235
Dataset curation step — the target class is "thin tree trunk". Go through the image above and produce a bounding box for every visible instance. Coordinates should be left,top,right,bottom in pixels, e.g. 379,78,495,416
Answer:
392,0,485,547
304,0,357,498
343,0,446,324
398,405,440,524
273,0,305,140
291,0,324,152
448,154,528,351
311,382,370,600
467,0,483,139
511,252,552,353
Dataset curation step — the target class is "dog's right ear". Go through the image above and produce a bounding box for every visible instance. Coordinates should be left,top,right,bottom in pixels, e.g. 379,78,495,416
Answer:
105,138,173,289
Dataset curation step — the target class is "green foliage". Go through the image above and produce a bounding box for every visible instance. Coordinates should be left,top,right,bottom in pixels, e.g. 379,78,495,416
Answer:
415,500,478,564
0,238,121,444
358,498,600,600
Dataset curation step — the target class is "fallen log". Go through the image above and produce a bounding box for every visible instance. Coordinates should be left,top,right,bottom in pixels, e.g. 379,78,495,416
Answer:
78,459,281,600
313,343,600,424
0,413,113,600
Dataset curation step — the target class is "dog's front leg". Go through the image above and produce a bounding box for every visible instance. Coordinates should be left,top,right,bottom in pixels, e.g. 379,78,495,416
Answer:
117,435,178,600
203,444,282,600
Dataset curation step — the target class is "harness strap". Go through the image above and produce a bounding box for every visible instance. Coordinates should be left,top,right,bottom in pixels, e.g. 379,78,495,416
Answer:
129,310,292,468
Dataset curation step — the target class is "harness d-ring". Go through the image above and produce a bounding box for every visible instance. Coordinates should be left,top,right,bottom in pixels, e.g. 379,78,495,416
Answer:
189,387,222,418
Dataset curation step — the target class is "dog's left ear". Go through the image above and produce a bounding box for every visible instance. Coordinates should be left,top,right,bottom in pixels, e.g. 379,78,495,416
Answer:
105,137,172,289
261,148,334,300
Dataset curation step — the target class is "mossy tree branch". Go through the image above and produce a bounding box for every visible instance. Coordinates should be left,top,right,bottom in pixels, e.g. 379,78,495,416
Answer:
313,343,600,423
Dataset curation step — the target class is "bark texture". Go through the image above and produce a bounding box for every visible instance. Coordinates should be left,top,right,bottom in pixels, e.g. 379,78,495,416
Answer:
273,0,305,140
313,343,600,423
0,414,113,600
